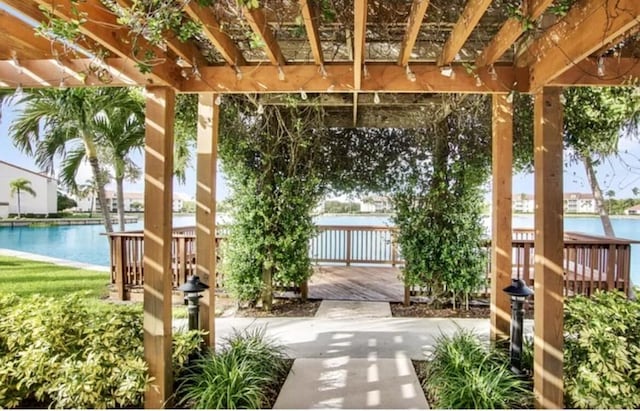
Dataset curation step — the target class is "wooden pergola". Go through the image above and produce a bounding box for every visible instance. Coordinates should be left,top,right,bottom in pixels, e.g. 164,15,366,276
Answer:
0,0,638,408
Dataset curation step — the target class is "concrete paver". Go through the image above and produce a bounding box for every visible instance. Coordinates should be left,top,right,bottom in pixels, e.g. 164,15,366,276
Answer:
274,358,429,409
315,300,392,319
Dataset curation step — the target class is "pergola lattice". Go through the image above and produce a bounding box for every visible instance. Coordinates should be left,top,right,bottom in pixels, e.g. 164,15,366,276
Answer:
0,0,638,408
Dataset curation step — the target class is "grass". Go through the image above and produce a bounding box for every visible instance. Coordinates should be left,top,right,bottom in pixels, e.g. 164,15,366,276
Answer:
0,256,110,299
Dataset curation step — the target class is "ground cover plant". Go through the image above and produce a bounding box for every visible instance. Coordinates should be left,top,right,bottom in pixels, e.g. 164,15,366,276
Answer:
0,293,202,409
564,290,640,408
420,329,532,409
0,255,109,298
176,327,290,409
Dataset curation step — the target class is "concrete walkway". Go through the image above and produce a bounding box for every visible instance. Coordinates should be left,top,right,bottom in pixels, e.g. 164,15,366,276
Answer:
209,301,534,409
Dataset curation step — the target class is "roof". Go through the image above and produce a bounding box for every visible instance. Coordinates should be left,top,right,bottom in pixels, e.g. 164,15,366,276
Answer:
0,160,56,182
0,0,635,110
625,204,640,212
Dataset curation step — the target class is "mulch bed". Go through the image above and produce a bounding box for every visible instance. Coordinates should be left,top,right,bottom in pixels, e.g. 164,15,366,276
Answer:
264,359,294,408
391,302,492,318
233,298,321,318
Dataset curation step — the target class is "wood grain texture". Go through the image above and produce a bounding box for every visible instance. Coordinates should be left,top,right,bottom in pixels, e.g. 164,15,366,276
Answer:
308,266,404,302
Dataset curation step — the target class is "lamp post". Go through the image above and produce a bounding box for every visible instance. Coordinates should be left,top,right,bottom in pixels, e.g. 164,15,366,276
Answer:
503,278,534,374
178,275,209,331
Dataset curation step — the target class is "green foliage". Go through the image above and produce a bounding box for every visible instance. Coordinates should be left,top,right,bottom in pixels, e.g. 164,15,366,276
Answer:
57,191,77,211
564,291,640,408
0,293,203,409
424,329,532,409
176,327,288,409
322,200,361,214
392,96,490,307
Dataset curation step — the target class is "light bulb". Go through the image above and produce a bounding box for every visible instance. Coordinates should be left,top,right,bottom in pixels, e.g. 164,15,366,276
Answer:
475,75,482,87
235,69,243,80
214,95,222,106
300,90,307,100
278,66,285,81
406,65,417,82
257,103,264,114
506,91,514,104
440,65,453,78
597,57,605,77
15,83,23,96
373,92,380,104
488,65,498,81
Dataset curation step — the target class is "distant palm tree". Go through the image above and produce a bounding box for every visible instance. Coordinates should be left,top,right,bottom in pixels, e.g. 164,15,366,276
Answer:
9,178,36,218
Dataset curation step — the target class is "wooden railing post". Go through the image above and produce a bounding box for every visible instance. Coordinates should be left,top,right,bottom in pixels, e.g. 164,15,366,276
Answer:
301,280,308,302
345,228,352,266
178,236,187,287
391,231,398,267
114,236,127,301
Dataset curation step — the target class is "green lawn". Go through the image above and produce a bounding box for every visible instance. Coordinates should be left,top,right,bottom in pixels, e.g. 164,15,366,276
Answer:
0,256,110,299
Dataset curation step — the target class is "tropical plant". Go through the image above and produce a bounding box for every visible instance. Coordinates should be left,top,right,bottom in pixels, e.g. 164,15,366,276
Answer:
176,327,288,409
94,91,145,230
9,178,36,218
74,178,100,217
56,191,76,211
423,329,532,409
5,88,144,232
0,293,203,409
564,290,640,408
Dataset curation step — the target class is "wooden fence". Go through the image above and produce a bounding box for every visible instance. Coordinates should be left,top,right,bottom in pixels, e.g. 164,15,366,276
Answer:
106,225,635,300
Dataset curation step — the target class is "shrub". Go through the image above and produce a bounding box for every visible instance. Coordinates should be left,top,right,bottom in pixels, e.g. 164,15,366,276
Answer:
177,327,289,409
0,293,203,409
564,291,640,408
424,329,532,409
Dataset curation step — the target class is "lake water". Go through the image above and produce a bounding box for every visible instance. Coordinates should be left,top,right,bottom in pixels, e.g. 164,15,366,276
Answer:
0,214,638,284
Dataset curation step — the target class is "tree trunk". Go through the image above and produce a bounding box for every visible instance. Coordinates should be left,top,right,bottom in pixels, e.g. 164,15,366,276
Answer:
89,195,94,218
116,176,126,231
16,189,21,218
582,154,615,236
89,156,113,233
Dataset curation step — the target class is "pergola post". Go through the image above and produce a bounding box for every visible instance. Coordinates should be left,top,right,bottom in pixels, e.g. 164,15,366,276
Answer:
196,93,219,348
490,93,513,342
143,86,175,409
533,87,564,409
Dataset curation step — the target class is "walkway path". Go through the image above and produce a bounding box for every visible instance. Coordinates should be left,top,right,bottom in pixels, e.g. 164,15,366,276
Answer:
211,300,535,409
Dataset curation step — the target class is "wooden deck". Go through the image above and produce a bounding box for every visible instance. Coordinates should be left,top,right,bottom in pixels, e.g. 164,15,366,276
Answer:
308,265,404,302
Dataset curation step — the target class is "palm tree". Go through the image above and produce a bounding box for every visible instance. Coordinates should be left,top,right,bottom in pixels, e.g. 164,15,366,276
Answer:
94,94,145,231
9,178,36,218
6,88,143,233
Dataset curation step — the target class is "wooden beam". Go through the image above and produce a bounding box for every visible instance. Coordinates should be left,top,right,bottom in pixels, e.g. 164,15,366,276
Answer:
490,93,513,343
549,57,640,86
521,0,640,90
182,2,246,66
299,0,323,65
353,92,358,126
437,0,492,66
243,7,285,66
33,0,180,88
398,0,431,67
143,86,175,409
115,0,207,69
476,0,554,67
196,93,219,349
0,10,65,59
0,58,150,88
533,87,564,409
181,63,524,93
353,0,367,90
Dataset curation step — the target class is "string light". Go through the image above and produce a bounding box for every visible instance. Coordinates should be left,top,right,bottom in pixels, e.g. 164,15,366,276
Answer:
405,65,416,82
506,90,514,104
214,94,222,105
59,77,67,90
597,57,605,77
440,65,453,78
488,64,498,81
10,51,23,75
192,64,201,79
257,103,264,114
363,64,370,79
278,66,285,81
475,75,482,87
300,90,308,100
373,91,380,104
235,67,243,80
15,83,23,96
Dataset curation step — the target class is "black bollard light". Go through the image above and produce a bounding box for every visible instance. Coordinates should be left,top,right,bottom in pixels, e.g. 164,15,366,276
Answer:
178,275,209,331
503,278,534,374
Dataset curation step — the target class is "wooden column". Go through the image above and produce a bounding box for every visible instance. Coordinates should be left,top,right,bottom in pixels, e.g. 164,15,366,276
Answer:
143,86,175,409
533,87,564,409
490,93,513,342
196,93,219,348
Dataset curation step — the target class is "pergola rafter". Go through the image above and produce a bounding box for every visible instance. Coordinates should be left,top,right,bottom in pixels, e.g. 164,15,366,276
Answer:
0,1,638,409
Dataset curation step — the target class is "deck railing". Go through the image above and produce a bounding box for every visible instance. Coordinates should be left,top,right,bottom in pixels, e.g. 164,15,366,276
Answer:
106,225,635,300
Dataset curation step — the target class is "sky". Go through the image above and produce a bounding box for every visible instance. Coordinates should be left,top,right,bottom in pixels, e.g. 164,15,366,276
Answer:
2,103,640,201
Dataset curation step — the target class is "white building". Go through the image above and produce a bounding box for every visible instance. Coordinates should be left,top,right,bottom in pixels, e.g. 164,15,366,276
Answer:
0,160,57,216
513,194,535,213
76,190,191,213
564,192,597,214
625,204,640,215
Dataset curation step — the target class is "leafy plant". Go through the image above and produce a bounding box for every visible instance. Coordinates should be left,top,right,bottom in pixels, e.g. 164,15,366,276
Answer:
564,291,640,408
0,293,202,409
176,327,289,409
424,329,532,409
